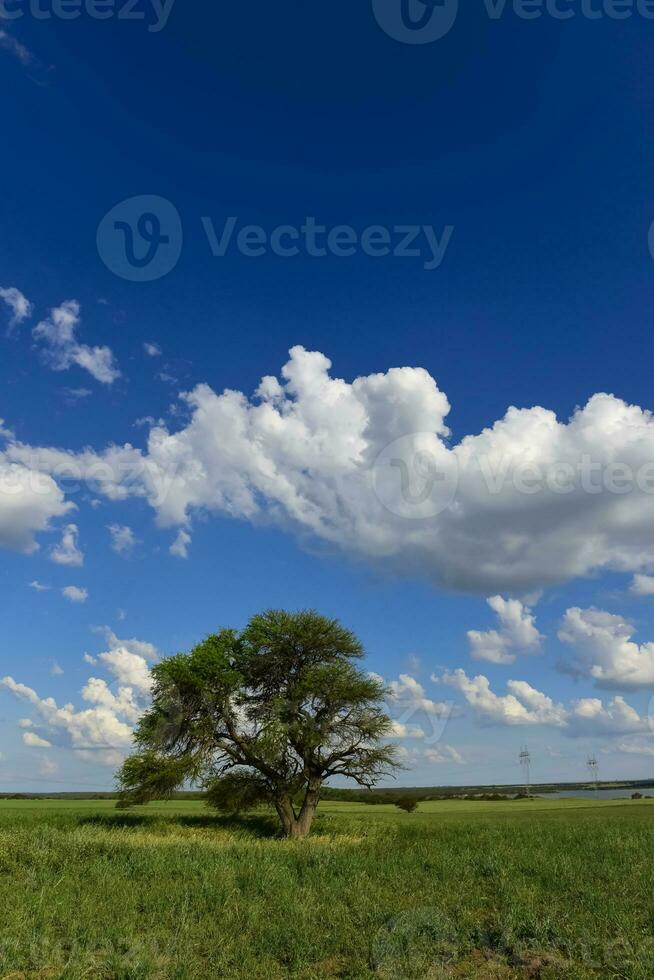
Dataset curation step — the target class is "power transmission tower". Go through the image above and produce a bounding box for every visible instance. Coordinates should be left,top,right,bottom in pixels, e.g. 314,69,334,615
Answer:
519,745,531,796
587,755,599,796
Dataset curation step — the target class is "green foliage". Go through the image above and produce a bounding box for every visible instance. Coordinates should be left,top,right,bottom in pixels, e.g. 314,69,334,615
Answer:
117,752,201,805
117,610,400,836
394,796,419,813
205,770,272,812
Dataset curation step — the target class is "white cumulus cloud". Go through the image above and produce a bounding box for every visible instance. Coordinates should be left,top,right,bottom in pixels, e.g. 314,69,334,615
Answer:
1,628,157,766
439,668,647,737
559,607,654,689
467,595,543,665
10,347,654,594
0,457,73,553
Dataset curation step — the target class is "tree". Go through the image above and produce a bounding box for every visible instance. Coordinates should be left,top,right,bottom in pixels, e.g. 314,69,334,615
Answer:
394,795,418,813
117,610,400,838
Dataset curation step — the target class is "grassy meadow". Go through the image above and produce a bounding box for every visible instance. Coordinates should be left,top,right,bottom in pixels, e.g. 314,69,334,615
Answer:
1,796,653,978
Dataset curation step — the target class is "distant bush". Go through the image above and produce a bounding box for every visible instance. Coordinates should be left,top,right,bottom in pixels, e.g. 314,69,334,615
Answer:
632,792,643,800
394,797,419,813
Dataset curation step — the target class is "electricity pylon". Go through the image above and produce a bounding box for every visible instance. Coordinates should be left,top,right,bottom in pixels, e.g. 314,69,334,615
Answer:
587,755,599,796
519,745,531,797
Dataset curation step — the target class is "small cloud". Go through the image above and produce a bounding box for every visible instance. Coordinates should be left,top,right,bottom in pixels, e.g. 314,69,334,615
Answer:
0,30,33,65
390,720,425,739
18,718,33,729
158,372,177,384
62,585,88,603
33,300,120,385
467,595,543,666
616,737,654,757
83,654,97,665
0,419,14,440
29,580,51,592
0,285,32,331
144,342,162,357
50,524,84,567
107,524,135,556
631,574,654,596
23,731,52,748
170,529,191,559
424,744,465,765
134,416,165,429
50,661,64,676
61,387,93,405
39,755,59,776
394,745,420,765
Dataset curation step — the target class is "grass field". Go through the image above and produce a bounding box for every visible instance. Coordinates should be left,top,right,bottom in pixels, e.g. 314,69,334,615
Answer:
1,797,653,978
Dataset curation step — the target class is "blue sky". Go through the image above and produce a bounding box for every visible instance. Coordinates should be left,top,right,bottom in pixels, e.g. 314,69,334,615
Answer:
2,2,654,791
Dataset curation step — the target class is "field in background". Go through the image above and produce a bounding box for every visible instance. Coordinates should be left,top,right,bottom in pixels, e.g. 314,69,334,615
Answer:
1,797,653,978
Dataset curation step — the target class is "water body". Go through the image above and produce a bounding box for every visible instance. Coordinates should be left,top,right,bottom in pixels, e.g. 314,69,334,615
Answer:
540,788,652,800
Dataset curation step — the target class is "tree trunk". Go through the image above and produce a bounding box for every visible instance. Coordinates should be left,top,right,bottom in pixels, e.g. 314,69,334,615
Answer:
274,798,298,838
274,784,320,839
296,785,320,838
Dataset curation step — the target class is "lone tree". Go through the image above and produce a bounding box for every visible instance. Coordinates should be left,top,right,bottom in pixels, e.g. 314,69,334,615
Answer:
117,610,400,838
394,795,419,814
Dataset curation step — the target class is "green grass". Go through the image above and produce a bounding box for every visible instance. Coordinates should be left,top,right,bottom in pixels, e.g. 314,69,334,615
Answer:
1,797,653,978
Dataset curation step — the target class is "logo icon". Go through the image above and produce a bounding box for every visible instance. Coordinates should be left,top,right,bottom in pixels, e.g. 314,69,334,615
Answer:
372,434,458,520
371,908,457,977
97,195,183,282
372,0,458,44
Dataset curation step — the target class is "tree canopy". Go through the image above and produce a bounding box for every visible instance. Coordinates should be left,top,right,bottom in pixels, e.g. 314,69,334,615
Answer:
117,610,400,837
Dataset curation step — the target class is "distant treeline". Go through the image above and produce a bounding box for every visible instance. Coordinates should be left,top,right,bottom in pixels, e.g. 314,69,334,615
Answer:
2,779,653,802
0,791,206,801
321,779,654,803
320,787,526,804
